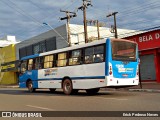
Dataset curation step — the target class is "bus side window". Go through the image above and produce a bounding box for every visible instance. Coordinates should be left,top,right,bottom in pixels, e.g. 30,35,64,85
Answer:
57,53,67,67
69,49,82,65
35,58,39,70
20,60,27,73
94,45,104,63
28,59,33,70
85,47,93,64
39,57,44,69
44,55,54,68
94,54,103,63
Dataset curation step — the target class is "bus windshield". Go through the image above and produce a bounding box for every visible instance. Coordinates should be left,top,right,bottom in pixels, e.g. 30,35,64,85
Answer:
112,40,137,61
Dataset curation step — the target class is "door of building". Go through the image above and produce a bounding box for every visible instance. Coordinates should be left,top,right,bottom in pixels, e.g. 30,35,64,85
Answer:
140,54,156,81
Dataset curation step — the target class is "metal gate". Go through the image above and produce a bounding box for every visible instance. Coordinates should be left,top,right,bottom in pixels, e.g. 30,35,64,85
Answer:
140,54,156,80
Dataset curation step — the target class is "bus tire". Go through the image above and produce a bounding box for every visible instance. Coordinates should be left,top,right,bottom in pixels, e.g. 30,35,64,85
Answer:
86,88,100,95
62,79,73,95
27,81,35,93
49,88,56,92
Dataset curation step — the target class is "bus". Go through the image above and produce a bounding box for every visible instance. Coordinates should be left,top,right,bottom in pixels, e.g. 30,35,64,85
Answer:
19,38,139,95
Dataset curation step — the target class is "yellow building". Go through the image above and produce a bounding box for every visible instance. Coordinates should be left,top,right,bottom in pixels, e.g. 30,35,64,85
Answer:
0,44,18,85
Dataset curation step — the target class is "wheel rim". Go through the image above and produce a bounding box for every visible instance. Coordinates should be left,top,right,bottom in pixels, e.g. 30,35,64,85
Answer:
28,82,33,92
65,82,71,93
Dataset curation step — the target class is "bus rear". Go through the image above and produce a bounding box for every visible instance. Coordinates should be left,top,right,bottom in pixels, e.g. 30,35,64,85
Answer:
106,39,139,87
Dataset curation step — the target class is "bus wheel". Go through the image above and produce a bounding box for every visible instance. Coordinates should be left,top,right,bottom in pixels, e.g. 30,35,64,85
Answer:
49,88,56,92
27,81,35,93
86,88,100,95
63,79,73,95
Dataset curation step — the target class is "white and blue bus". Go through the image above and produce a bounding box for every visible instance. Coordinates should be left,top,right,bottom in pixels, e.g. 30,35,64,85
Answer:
19,38,139,95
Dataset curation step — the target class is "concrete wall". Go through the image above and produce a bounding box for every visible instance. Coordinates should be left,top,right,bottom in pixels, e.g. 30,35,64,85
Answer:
16,24,68,60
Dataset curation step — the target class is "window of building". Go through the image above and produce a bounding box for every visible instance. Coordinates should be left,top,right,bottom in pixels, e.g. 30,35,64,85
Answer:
33,44,40,54
39,41,46,53
70,34,79,45
44,55,54,68
57,53,67,67
33,41,47,54
69,49,82,65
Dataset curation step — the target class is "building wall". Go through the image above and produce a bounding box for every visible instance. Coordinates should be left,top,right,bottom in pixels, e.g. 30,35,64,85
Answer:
69,24,137,45
124,29,160,83
16,24,68,60
0,44,17,84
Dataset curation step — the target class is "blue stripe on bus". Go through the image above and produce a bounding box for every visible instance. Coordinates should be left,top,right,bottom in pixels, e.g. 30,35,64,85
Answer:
105,38,110,76
21,54,39,60
37,76,105,81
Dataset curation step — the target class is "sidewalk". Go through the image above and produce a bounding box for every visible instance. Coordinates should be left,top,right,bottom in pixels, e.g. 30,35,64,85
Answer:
0,84,19,88
103,82,160,93
127,82,160,93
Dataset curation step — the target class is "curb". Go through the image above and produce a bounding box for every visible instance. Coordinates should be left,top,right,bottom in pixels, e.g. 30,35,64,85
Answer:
129,89,160,93
0,85,19,88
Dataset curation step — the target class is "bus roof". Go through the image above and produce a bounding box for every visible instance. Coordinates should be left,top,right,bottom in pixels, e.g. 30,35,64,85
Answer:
21,54,39,60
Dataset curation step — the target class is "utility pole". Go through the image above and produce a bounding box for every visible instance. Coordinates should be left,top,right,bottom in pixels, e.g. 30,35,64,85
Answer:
107,12,118,38
78,0,92,43
87,20,100,40
96,20,100,40
60,10,76,46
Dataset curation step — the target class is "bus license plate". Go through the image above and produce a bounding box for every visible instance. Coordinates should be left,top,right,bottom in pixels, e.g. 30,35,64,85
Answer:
122,74,128,77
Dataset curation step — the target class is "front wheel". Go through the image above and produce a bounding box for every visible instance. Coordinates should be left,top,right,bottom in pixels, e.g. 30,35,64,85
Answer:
86,88,100,95
62,79,73,95
27,81,36,93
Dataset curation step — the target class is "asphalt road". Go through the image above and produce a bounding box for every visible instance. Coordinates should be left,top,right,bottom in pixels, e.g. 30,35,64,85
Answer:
0,88,160,120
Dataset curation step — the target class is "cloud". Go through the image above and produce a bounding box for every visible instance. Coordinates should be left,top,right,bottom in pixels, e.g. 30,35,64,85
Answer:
0,0,159,40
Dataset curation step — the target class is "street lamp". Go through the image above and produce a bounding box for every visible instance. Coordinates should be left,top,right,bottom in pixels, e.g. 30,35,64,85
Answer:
43,22,69,45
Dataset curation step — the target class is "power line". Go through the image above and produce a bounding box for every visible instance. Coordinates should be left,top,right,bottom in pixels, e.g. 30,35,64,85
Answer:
41,0,79,22
87,1,160,23
0,0,79,41
3,0,42,26
108,25,160,38
27,0,53,17
119,19,160,29
0,0,159,42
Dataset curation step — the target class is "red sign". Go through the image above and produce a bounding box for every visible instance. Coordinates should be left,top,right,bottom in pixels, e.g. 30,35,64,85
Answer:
125,30,160,51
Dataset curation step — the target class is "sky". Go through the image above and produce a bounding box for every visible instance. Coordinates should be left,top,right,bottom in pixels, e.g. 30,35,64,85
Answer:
0,0,159,41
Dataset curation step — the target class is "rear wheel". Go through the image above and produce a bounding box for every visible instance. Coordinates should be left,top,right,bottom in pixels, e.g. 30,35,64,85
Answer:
62,79,73,95
27,81,35,93
86,88,100,95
